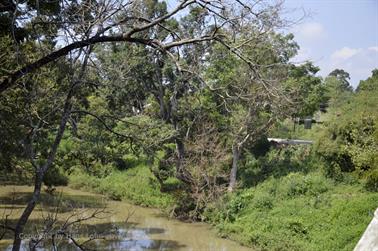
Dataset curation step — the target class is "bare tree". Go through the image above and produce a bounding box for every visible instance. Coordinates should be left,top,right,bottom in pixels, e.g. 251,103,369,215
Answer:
182,119,231,218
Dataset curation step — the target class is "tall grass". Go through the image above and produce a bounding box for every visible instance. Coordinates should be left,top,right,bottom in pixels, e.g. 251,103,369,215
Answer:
69,164,175,209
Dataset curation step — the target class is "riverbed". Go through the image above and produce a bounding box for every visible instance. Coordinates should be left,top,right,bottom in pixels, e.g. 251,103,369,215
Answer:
0,186,252,251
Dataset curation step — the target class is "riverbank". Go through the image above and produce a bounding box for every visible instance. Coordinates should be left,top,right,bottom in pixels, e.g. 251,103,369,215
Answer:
204,173,378,251
69,167,378,251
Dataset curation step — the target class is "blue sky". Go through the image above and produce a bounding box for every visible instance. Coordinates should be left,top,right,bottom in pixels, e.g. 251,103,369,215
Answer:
285,0,378,87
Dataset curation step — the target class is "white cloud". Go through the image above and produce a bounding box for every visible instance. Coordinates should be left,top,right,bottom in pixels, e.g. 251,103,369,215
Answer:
331,47,361,61
319,46,378,88
369,46,378,52
291,47,312,63
293,22,327,43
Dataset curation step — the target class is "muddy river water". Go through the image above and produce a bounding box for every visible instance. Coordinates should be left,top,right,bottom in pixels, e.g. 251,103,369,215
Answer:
0,186,252,251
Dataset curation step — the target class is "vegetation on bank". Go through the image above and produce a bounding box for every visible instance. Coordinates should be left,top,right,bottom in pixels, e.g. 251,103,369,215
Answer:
205,177,377,251
69,165,175,209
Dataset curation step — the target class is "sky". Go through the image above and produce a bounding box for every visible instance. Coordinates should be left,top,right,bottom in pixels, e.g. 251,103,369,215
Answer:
284,0,378,87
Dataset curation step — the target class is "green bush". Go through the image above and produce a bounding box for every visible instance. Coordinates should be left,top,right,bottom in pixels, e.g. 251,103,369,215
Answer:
282,172,330,197
240,146,316,187
90,162,113,178
43,166,68,187
253,193,274,210
115,154,145,170
315,87,378,180
365,169,378,192
69,164,175,208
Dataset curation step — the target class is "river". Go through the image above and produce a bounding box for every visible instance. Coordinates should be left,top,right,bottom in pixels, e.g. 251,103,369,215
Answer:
0,186,252,251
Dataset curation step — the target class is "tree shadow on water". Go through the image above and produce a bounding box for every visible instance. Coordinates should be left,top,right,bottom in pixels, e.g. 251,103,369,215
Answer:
0,190,186,250
0,191,106,213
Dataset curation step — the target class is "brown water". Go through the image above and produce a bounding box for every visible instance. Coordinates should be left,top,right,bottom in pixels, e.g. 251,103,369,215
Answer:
0,186,252,251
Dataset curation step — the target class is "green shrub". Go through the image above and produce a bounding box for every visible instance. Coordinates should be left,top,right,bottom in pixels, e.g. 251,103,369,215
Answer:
240,146,316,188
162,177,182,191
223,195,248,222
90,162,113,178
365,169,378,192
253,193,274,210
282,173,330,197
287,220,308,236
43,166,68,187
116,154,145,170
69,165,175,208
315,93,378,180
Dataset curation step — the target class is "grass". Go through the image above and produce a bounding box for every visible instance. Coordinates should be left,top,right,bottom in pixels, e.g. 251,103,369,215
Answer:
69,164,175,209
203,172,378,251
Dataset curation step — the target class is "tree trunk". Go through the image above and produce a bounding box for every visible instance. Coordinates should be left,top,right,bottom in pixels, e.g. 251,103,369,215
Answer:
11,47,92,251
12,170,43,250
175,137,185,172
11,105,72,251
228,145,240,192
175,136,195,185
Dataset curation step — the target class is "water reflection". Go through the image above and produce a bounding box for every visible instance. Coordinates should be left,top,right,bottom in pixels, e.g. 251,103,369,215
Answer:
4,227,186,251
0,186,252,251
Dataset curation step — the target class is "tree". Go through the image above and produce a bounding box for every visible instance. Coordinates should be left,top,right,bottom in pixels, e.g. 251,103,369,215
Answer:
284,62,326,118
12,49,93,251
324,75,353,107
92,1,297,192
328,69,353,92
205,31,299,191
357,69,378,92
93,3,192,182
316,75,378,180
